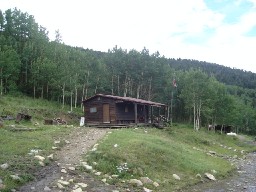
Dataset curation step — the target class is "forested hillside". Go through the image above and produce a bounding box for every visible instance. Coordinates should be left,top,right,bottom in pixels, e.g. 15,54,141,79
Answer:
1,8,256,134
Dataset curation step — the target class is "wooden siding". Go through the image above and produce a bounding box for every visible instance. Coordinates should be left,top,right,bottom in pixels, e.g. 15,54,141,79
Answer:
84,96,116,124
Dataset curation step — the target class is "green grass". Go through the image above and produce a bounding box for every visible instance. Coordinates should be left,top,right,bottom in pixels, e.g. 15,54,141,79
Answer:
85,125,256,191
0,95,81,191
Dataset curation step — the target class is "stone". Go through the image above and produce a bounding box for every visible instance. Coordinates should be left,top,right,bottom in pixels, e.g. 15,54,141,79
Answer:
114,144,118,147
65,140,70,144
143,187,153,192
44,186,51,191
95,172,101,176
47,154,54,160
54,140,60,144
31,187,35,190
173,174,181,180
69,179,74,183
77,182,88,188
129,179,143,186
68,167,76,171
140,177,153,184
57,183,64,189
111,175,119,178
83,164,93,170
204,173,216,181
72,188,82,192
34,155,45,161
58,180,70,186
10,175,21,181
93,162,98,165
102,178,107,183
0,163,9,170
52,146,58,150
39,161,45,166
208,151,216,155
153,182,159,187
61,169,67,173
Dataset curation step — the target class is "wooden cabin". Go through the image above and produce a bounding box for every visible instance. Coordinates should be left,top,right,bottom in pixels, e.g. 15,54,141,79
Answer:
82,94,167,125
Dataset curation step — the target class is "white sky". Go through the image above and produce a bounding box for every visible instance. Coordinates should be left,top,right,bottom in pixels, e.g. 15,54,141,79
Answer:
1,0,256,73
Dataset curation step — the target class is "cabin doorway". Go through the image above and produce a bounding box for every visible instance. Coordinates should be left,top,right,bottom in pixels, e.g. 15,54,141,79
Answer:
103,104,110,123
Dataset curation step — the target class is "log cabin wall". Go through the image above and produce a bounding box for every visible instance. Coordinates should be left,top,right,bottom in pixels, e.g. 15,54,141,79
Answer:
84,96,116,124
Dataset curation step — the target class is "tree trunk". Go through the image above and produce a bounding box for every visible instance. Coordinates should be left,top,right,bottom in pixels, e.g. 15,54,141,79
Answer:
70,91,73,112
117,75,120,96
75,85,77,108
148,77,152,100
41,85,44,99
0,68,3,96
62,82,65,109
111,75,114,95
46,82,49,99
94,76,99,94
33,84,36,99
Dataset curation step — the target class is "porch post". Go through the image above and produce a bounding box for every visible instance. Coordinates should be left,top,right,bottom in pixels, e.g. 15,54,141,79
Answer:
134,103,138,124
151,106,153,124
143,105,147,123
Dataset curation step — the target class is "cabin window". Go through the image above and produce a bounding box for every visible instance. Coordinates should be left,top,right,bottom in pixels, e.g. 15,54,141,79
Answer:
125,106,129,112
90,107,97,113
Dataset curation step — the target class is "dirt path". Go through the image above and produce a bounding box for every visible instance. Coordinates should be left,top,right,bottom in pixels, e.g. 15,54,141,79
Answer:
18,127,120,192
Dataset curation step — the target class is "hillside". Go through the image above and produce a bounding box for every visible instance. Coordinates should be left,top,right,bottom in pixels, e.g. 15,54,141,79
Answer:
1,96,256,191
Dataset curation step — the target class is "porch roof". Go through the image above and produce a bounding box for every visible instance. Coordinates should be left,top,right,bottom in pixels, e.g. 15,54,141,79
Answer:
83,94,166,107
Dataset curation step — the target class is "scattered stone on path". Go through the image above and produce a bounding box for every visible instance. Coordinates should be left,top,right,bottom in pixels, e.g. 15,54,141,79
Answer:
0,163,9,170
111,175,119,178
61,168,67,173
102,178,107,183
95,172,101,176
54,140,60,144
72,187,83,192
129,179,143,186
173,174,181,180
39,161,45,166
44,186,51,191
140,177,153,184
114,144,118,148
58,180,70,186
68,166,76,171
10,175,21,181
47,154,54,160
153,182,160,187
204,173,216,181
57,183,65,189
77,182,88,188
52,146,58,150
143,187,153,192
34,155,45,161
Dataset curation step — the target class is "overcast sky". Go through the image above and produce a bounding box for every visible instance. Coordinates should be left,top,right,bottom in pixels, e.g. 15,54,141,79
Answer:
1,0,256,73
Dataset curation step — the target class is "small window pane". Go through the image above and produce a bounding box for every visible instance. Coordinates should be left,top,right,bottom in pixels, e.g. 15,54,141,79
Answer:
90,107,97,113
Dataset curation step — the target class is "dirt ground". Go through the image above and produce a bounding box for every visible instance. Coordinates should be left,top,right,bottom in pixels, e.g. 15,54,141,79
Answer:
18,127,121,192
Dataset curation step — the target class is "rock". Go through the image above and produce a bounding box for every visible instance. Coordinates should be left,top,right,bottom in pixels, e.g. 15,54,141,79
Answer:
44,186,51,191
140,177,153,184
65,140,70,144
95,172,101,176
0,163,9,170
173,174,181,180
93,162,98,165
57,183,65,189
58,180,70,186
39,161,45,166
10,175,21,181
153,182,159,187
129,179,143,186
61,168,67,173
143,187,153,192
111,175,119,178
69,179,74,183
52,146,58,150
84,164,92,170
77,182,88,188
47,154,54,160
196,174,202,179
34,155,45,161
204,173,216,181
114,144,118,148
102,178,107,183
208,151,216,155
72,188,83,192
68,167,76,171
31,187,35,190
54,140,60,144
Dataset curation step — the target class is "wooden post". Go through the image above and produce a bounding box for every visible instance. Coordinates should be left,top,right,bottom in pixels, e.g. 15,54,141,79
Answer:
134,103,138,124
143,105,146,123
151,106,153,124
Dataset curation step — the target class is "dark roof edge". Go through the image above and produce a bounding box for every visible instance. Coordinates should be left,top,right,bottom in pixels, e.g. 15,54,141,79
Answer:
83,94,166,106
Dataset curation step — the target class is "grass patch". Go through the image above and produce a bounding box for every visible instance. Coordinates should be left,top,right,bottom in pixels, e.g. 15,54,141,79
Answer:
0,95,81,191
85,125,256,191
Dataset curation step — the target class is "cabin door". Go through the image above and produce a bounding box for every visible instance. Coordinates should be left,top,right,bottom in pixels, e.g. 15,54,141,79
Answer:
103,104,110,123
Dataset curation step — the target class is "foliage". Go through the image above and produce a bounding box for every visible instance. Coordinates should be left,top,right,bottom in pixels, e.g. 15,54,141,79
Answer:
0,8,256,133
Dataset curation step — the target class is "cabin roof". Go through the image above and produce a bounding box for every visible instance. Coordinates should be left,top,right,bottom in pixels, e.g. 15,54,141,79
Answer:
83,94,166,107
